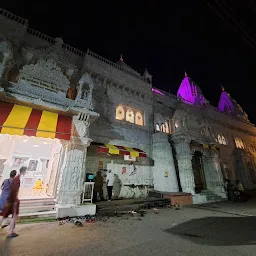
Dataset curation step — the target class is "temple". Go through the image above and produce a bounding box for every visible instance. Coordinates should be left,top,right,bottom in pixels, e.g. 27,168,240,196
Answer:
0,9,256,217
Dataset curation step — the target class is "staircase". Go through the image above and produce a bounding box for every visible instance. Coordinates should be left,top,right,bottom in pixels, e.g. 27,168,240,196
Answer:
19,198,56,219
200,190,225,202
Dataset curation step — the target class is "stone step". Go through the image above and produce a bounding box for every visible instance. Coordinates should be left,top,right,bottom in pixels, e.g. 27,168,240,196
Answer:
19,211,57,219
199,190,224,202
20,205,56,214
19,198,56,218
20,199,55,207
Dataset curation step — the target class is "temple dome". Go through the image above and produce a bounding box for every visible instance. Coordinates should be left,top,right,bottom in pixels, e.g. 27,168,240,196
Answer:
218,88,249,121
177,73,207,106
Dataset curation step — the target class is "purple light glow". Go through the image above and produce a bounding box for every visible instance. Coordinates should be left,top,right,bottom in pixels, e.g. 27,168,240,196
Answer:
218,91,235,114
177,77,206,106
152,88,165,95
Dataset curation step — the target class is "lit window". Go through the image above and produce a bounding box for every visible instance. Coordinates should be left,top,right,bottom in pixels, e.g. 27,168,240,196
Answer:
161,123,166,132
116,105,144,126
135,111,143,126
217,134,227,145
116,105,125,120
222,136,227,145
165,121,170,134
156,123,160,132
235,138,245,149
218,135,222,144
126,108,135,123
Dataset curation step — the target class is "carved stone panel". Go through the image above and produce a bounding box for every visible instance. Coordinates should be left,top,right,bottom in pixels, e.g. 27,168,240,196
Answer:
20,58,70,94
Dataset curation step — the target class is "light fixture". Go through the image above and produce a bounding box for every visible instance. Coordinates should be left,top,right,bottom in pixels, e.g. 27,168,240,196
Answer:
33,145,39,148
23,139,28,142
43,142,48,145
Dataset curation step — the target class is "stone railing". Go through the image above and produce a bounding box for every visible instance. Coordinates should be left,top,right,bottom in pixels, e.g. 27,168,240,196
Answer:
27,28,85,57
27,27,55,44
62,44,85,57
86,50,149,83
0,8,149,82
0,8,28,25
0,9,85,57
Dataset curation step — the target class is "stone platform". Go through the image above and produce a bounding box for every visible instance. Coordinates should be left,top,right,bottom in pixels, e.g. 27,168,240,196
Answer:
149,191,193,206
56,203,96,218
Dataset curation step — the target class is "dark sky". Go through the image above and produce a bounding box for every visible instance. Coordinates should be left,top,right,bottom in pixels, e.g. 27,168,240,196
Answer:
3,1,256,123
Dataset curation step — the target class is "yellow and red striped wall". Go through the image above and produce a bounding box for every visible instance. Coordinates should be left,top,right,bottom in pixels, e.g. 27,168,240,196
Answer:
0,101,72,140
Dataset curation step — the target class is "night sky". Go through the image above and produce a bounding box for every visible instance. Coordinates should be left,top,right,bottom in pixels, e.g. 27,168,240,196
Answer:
3,1,256,123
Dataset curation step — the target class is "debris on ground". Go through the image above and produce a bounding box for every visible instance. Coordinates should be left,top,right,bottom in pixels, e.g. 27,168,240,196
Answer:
153,208,159,214
173,203,181,210
57,215,97,227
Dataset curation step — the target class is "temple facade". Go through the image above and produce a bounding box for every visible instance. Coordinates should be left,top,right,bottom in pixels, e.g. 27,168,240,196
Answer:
0,9,256,212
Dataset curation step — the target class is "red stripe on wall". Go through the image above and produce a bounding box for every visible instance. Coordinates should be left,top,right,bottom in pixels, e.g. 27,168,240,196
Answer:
115,145,130,155
23,109,43,137
0,101,14,127
55,115,72,140
133,148,144,153
98,147,109,153
139,153,147,158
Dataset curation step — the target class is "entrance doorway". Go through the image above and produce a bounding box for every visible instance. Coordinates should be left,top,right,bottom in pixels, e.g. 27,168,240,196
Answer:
191,151,206,193
0,134,62,199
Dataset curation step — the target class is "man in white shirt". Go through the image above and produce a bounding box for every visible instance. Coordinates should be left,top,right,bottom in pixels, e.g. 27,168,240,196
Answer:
106,170,114,201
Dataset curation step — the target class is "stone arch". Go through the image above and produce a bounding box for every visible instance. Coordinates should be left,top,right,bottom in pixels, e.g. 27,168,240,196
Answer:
116,105,125,120
172,109,188,130
126,108,135,123
161,123,166,132
190,146,210,158
155,123,160,132
78,73,94,86
135,111,143,126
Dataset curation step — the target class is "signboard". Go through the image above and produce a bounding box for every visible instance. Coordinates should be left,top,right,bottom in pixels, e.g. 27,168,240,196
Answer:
122,167,126,174
124,155,136,161
98,161,103,170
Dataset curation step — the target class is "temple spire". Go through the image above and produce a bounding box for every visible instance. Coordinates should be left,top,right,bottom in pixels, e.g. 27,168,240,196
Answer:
120,54,124,62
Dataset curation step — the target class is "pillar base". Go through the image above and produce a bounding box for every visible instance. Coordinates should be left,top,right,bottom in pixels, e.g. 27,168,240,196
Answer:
192,194,207,204
56,203,96,218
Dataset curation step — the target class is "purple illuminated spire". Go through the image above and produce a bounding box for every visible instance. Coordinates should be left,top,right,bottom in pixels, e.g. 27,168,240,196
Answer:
177,74,206,106
218,89,235,114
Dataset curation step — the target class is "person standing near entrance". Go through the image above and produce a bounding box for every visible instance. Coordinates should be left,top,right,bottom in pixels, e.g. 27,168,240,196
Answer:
0,170,17,228
93,171,104,202
0,166,27,238
106,170,114,201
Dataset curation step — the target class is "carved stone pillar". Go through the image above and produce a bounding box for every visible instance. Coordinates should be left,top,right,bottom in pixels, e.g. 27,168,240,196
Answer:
56,137,91,205
208,152,225,193
55,114,96,218
152,133,179,192
202,155,218,190
173,137,195,194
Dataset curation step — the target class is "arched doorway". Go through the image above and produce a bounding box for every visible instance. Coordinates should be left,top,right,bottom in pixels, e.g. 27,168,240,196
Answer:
191,151,206,193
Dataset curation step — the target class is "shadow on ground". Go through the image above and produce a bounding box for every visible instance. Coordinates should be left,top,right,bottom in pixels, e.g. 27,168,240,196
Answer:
166,216,256,246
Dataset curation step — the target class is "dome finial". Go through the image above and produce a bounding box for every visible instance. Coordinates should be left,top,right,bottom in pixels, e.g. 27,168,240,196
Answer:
120,54,123,62
221,84,225,91
184,70,188,77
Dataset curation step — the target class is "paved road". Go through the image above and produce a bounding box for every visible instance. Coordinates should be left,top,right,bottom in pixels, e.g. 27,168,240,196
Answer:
0,207,255,256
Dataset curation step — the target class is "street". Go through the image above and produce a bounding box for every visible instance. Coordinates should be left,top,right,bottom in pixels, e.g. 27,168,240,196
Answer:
0,203,256,256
